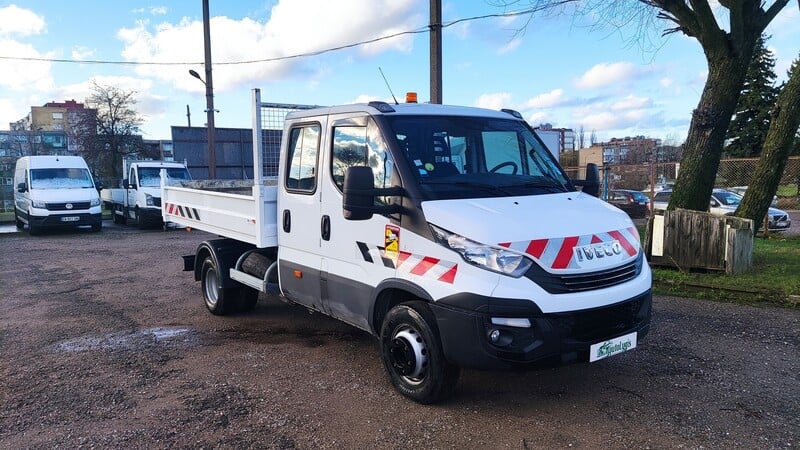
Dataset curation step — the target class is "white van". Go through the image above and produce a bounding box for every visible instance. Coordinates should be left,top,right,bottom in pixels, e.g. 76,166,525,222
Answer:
14,155,103,235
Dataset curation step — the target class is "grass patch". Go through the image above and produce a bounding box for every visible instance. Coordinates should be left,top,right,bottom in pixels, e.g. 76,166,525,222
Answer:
651,234,800,307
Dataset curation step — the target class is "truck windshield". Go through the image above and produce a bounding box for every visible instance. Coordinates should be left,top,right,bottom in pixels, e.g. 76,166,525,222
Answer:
386,115,572,199
139,167,192,186
30,168,94,189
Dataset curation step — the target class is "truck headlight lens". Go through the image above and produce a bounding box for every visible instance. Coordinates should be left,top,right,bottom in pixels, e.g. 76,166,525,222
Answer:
430,224,531,277
90,198,101,207
145,193,154,206
32,199,47,209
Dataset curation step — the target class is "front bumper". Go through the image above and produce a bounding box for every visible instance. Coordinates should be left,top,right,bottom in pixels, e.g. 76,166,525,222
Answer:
29,212,102,228
432,290,652,370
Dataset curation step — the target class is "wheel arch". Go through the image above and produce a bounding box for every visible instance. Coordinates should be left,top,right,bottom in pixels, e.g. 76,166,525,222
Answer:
193,238,256,288
370,279,433,335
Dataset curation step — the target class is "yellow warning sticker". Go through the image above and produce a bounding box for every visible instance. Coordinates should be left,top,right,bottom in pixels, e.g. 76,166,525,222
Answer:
385,225,400,261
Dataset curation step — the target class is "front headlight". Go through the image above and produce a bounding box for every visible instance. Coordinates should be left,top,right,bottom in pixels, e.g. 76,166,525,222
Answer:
430,224,532,277
145,193,154,206
90,198,101,207
31,199,47,209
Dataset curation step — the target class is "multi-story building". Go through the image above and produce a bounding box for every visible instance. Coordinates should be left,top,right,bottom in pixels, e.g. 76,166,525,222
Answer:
598,136,662,165
533,123,576,158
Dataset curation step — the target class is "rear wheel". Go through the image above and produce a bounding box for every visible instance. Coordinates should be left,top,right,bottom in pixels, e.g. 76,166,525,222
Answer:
201,255,236,315
380,301,460,404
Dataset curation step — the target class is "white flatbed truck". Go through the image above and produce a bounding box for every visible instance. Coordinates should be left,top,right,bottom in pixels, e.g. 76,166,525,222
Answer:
162,89,652,403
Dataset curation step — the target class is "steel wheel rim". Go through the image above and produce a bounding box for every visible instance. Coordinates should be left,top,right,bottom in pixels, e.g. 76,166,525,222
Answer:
204,267,219,307
389,326,428,384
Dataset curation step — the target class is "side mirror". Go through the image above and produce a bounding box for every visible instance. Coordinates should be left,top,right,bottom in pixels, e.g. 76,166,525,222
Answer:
95,181,104,191
16,182,27,193
710,199,719,207
123,178,133,189
572,163,600,197
342,166,403,221
343,166,376,221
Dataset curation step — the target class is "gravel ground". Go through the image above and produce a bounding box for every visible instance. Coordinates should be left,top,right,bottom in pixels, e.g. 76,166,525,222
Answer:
0,222,798,449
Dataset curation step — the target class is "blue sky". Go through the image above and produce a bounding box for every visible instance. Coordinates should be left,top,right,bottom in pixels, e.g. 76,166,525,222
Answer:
1,1,798,145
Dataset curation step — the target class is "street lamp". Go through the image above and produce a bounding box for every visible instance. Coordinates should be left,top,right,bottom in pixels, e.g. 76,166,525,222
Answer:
189,69,216,179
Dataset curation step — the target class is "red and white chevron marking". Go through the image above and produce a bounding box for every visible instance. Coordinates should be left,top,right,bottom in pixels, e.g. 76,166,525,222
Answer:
394,251,458,284
499,227,640,270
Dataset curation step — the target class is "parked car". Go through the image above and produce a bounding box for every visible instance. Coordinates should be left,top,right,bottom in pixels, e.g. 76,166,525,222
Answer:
608,189,650,218
726,186,778,207
652,188,791,231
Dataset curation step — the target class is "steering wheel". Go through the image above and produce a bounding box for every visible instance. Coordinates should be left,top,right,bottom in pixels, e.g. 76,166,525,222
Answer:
490,161,518,174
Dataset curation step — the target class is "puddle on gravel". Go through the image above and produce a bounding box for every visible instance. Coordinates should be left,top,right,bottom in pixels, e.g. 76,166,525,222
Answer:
55,327,199,352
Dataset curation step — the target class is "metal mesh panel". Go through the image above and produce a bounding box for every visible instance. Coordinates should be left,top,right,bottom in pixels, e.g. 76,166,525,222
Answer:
257,102,320,178
562,156,800,209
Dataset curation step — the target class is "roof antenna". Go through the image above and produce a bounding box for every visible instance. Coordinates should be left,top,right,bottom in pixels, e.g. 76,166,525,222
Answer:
379,67,399,105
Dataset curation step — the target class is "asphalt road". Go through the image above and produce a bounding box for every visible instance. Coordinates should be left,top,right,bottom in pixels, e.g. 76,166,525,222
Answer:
0,221,798,448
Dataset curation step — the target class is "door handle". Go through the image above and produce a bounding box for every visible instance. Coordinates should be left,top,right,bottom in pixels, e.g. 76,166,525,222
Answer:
321,215,331,241
282,209,291,233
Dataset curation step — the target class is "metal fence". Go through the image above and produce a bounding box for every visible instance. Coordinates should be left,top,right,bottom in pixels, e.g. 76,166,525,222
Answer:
563,156,800,209
255,97,322,178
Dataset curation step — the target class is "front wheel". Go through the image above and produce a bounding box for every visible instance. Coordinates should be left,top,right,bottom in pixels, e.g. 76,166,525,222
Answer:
14,212,24,229
380,301,460,404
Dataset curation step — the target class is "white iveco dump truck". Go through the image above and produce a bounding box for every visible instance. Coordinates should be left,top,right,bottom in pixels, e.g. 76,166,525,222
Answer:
162,89,652,404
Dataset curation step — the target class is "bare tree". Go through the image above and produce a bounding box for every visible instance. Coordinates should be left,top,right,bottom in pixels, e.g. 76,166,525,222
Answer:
577,124,585,150
75,82,149,181
491,0,791,212
589,129,597,146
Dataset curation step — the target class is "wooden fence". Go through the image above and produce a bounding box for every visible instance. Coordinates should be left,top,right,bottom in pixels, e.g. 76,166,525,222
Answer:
645,209,754,274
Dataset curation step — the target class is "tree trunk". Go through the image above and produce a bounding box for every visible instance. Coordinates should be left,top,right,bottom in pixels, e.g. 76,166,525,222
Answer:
668,56,749,211
737,56,800,229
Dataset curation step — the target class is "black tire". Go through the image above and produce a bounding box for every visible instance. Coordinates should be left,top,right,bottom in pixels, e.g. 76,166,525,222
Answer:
112,211,124,224
14,212,24,229
200,255,237,315
28,223,41,236
91,221,102,232
380,301,460,404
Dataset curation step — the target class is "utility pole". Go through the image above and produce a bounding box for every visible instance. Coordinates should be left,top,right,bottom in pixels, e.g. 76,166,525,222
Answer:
186,105,191,127
201,0,216,178
430,0,442,104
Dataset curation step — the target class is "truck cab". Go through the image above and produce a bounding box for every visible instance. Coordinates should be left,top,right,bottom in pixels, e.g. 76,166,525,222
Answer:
275,100,651,401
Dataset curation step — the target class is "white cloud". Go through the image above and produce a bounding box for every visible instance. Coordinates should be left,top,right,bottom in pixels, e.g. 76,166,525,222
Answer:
611,95,651,111
0,39,53,91
497,37,522,55
522,89,565,109
71,46,95,60
117,0,424,93
474,92,512,110
575,62,637,90
0,5,45,37
660,77,673,88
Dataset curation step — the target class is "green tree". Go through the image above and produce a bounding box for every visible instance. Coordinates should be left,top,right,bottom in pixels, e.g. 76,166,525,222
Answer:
75,82,152,181
737,56,800,229
725,35,779,158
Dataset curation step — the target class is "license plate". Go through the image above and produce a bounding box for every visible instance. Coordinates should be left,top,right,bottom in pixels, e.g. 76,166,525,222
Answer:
60,216,80,222
590,332,637,362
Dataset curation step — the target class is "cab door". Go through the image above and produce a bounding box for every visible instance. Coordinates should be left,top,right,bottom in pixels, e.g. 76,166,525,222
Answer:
317,116,399,331
276,120,327,312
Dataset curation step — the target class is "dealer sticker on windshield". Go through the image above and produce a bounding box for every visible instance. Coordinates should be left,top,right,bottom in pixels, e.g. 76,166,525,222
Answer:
590,332,637,362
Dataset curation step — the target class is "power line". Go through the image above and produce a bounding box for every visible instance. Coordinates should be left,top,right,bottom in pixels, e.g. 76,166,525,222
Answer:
0,5,561,67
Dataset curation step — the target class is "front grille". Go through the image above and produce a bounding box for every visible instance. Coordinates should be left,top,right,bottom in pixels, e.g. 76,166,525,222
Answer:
549,294,650,341
47,202,91,211
525,252,643,294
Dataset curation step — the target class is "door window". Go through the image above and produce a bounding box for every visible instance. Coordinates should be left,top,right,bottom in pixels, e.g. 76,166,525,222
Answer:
285,124,320,193
331,119,395,205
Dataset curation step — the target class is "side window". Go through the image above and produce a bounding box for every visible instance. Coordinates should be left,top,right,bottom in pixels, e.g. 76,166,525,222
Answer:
331,120,395,203
285,124,320,192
